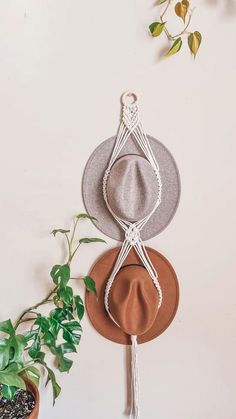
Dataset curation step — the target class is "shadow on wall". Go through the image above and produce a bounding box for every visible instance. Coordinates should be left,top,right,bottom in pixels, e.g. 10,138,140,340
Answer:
205,0,236,16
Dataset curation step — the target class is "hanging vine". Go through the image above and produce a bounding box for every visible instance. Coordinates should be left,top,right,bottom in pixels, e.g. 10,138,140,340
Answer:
149,0,202,58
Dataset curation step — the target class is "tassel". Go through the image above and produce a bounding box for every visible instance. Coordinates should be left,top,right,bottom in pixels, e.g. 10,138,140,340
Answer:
130,335,140,419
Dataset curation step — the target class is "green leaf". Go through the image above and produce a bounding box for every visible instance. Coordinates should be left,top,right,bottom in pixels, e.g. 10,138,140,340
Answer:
61,321,82,345
0,320,15,337
0,339,10,370
76,213,97,221
28,315,51,359
23,330,38,342
46,368,61,405
0,363,26,390
79,237,106,244
50,264,70,287
34,316,50,334
34,351,46,363
50,308,73,324
51,229,70,236
25,366,41,387
57,285,73,305
74,295,85,321
42,331,75,373
43,331,56,347
188,31,202,57
55,343,77,373
166,37,182,56
2,363,22,374
28,334,41,359
84,276,97,297
38,361,61,405
11,335,27,363
149,22,166,37
1,384,18,399
49,310,81,345
0,333,27,370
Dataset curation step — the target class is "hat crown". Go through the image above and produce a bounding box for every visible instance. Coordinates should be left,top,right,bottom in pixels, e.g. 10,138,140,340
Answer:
107,155,159,222
109,265,159,336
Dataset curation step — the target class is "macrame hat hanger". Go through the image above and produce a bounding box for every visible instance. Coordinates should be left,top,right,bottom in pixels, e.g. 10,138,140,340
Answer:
82,94,181,242
84,93,180,419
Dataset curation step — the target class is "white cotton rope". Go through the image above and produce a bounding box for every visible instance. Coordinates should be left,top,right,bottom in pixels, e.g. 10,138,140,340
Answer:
102,93,163,419
130,335,140,419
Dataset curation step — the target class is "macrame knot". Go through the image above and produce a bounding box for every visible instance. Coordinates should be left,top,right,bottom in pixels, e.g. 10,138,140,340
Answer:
102,169,110,197
125,224,140,246
122,105,139,132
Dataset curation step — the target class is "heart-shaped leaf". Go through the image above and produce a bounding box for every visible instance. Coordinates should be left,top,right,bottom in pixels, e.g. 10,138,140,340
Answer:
188,31,202,57
175,0,189,22
50,264,70,287
149,22,166,37
166,37,182,56
84,276,97,297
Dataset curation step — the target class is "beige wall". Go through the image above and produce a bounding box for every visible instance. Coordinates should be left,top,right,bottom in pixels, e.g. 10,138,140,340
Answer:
1,1,236,418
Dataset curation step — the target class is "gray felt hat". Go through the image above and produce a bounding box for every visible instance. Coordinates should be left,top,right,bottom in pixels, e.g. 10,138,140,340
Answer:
82,134,181,241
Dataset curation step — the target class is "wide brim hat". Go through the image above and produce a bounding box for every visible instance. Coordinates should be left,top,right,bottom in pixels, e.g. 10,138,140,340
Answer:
86,246,179,345
82,135,181,241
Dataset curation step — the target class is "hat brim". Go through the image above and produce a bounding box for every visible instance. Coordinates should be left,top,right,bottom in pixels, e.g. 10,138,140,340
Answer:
85,246,179,345
82,135,181,241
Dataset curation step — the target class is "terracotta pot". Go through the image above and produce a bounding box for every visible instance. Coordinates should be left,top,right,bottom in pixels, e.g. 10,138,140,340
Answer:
23,377,40,419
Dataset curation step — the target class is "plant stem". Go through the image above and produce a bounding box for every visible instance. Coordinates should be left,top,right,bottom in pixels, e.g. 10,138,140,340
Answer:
69,243,81,263
70,218,79,247
15,286,58,330
160,0,171,21
19,317,37,324
160,0,173,40
66,217,80,264
174,13,192,37
65,233,72,261
159,1,193,41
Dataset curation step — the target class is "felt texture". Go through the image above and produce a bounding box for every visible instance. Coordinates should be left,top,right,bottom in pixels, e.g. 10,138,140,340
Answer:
82,135,181,241
107,155,159,222
109,265,159,336
85,246,179,345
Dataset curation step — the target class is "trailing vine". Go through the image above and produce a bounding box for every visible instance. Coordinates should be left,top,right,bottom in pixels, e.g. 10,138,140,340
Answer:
149,0,202,57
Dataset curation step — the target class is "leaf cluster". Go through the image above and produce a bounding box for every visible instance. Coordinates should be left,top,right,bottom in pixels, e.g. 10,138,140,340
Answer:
149,0,202,58
0,213,105,405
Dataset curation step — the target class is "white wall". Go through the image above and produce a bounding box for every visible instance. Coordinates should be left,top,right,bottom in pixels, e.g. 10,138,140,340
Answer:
1,1,236,418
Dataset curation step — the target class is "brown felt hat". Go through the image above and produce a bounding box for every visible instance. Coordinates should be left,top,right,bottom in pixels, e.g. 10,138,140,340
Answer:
86,246,179,345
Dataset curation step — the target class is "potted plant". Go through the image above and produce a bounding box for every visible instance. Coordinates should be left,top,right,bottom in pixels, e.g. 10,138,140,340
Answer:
0,213,105,418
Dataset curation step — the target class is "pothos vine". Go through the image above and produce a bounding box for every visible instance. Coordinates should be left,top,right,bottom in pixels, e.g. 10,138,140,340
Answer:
149,0,202,58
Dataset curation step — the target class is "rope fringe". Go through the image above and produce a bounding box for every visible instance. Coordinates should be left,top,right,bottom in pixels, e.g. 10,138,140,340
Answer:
130,335,140,419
